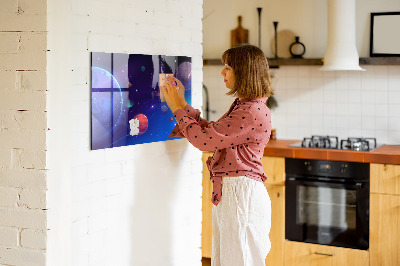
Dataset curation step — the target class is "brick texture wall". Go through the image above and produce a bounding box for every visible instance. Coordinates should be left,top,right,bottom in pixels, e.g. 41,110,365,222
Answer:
1,0,203,265
46,0,203,266
0,0,48,265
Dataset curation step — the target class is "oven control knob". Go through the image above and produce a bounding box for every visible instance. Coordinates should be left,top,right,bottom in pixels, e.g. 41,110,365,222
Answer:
340,164,347,174
304,162,312,171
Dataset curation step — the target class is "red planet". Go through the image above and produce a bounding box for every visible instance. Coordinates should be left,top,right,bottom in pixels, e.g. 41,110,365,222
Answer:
133,114,149,134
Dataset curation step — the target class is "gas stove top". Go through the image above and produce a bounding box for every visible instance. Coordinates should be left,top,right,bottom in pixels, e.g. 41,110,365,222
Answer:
289,135,382,151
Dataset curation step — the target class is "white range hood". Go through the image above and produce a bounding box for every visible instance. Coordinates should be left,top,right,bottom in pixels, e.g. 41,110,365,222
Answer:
320,0,365,71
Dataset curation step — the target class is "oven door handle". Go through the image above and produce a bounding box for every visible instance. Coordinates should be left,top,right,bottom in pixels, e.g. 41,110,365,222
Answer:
287,177,364,189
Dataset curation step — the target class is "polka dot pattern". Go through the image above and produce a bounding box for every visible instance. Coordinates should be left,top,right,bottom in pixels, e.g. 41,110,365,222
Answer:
169,97,272,206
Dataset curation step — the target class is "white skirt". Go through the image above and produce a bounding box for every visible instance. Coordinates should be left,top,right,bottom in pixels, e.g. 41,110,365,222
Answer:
212,176,271,266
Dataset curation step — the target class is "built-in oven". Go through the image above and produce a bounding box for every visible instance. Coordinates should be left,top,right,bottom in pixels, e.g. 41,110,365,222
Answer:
285,158,370,250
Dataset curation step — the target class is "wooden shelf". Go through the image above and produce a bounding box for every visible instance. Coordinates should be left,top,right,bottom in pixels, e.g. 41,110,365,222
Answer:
203,58,323,67
359,57,400,65
203,57,400,67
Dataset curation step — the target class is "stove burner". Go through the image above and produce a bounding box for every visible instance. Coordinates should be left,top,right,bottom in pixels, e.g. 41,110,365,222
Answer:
301,135,339,149
340,137,377,151
295,136,379,151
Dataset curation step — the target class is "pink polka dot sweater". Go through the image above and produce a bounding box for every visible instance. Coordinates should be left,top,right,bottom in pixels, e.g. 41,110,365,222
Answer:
169,97,271,206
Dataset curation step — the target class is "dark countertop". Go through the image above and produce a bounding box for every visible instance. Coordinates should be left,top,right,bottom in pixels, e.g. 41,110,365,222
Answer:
263,139,400,165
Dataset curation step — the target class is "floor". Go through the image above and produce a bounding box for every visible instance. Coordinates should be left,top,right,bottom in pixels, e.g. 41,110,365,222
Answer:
202,257,211,266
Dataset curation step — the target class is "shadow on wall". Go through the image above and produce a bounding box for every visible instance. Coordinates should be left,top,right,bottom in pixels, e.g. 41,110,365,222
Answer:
130,139,190,265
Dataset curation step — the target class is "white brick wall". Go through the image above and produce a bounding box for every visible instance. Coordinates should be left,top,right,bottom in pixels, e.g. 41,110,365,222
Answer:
47,1,203,266
0,0,48,265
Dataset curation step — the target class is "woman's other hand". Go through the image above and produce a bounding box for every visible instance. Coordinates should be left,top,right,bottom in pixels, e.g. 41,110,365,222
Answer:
160,76,186,113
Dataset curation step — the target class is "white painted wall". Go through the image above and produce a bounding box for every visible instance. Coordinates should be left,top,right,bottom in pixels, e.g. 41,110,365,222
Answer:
203,0,400,145
47,0,203,266
0,0,48,265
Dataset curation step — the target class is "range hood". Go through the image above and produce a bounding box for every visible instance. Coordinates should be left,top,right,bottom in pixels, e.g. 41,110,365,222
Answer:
320,0,365,71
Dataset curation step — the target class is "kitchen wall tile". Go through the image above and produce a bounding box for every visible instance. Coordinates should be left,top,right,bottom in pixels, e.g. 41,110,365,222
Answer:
336,115,348,128
298,67,311,78
204,65,400,144
285,66,298,77
388,131,400,143
375,117,389,129
298,77,311,89
374,130,389,144
374,65,388,77
323,115,336,129
348,103,362,116
361,90,374,103
388,91,400,104
311,127,325,136
349,128,363,137
323,86,336,103
310,66,323,77
348,71,362,90
388,117,400,131
361,75,374,91
361,103,374,116
298,102,312,115
362,116,375,130
362,129,375,138
349,116,362,129
388,76,400,91
374,90,388,104
388,104,400,117
311,102,324,113
322,70,335,78
375,104,389,117
311,86,323,101
286,77,299,89
336,128,349,140
374,78,388,91
336,103,349,116
387,65,400,76
336,90,349,103
311,114,324,128
348,90,362,103
298,89,313,103
335,72,349,90
310,77,324,89
323,103,336,115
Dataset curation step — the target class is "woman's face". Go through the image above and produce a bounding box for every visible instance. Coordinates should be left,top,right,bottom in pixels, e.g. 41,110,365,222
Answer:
220,64,235,89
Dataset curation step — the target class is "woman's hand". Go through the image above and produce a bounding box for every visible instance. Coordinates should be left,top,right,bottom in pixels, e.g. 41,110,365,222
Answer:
160,76,186,113
173,77,188,108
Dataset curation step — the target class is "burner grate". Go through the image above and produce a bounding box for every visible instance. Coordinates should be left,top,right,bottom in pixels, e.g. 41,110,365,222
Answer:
340,137,377,151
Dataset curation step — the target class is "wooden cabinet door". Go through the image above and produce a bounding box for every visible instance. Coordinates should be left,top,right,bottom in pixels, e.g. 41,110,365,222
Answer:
202,152,213,258
262,156,285,186
264,184,284,266
370,163,400,195
370,193,400,266
284,241,369,266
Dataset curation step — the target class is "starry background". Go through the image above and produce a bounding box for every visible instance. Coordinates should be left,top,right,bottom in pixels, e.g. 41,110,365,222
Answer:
91,52,192,150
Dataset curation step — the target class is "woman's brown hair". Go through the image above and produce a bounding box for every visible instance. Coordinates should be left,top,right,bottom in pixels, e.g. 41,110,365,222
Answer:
221,44,273,99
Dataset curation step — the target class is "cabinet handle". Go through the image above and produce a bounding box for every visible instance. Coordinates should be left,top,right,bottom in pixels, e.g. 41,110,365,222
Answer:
314,252,335,257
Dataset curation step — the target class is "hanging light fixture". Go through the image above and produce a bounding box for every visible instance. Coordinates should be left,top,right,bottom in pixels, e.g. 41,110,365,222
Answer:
320,0,365,71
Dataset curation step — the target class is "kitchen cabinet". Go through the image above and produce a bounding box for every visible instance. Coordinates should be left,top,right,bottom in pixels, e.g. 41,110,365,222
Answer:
284,241,369,266
370,163,400,195
201,154,286,266
370,163,400,266
261,156,285,266
201,152,213,258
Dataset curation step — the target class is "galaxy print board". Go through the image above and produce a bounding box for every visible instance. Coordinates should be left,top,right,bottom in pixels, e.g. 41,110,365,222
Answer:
90,52,192,150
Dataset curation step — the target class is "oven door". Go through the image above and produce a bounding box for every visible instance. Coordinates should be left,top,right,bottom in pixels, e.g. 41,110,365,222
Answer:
285,177,369,250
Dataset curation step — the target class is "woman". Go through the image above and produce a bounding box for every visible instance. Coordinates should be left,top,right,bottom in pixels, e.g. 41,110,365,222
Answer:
162,44,273,266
